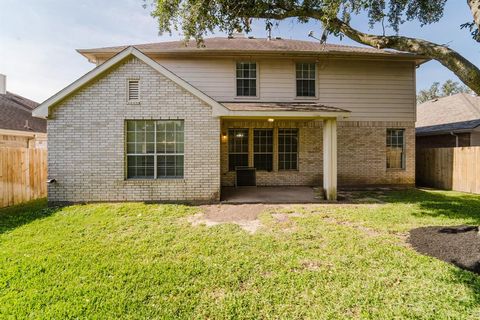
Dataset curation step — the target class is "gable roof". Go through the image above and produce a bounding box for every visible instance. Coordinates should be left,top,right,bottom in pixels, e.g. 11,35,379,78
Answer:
78,37,427,64
416,93,480,135
32,46,229,118
0,91,46,133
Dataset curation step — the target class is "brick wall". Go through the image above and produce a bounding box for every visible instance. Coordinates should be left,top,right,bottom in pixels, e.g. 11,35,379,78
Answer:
47,57,220,204
221,120,415,187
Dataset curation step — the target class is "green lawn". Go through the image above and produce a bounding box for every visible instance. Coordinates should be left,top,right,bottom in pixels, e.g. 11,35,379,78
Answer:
1,189,480,319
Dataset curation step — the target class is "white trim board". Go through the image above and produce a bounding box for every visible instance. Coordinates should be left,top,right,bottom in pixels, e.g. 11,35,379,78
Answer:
32,46,229,118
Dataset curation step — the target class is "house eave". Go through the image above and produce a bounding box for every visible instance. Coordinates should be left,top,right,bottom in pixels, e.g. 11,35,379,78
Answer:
218,111,351,119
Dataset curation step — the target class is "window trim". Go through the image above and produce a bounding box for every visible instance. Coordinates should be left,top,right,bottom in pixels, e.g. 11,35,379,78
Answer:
227,128,250,172
386,128,406,170
127,78,141,104
278,128,299,171
125,120,185,180
294,62,318,99
253,128,274,172
234,61,259,99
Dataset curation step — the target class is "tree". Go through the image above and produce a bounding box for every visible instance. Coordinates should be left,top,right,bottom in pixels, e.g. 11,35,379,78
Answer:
146,0,480,94
417,79,473,104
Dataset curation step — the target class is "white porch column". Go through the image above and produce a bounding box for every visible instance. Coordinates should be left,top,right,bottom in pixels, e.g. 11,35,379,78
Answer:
323,118,337,200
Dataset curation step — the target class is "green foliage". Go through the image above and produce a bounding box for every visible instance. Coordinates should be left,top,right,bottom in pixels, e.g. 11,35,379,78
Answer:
146,0,450,42
1,190,480,318
417,79,473,104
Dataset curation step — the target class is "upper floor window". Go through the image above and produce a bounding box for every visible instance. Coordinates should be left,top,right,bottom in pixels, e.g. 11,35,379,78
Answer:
236,62,257,97
296,63,316,97
127,79,140,102
386,129,405,169
126,120,184,179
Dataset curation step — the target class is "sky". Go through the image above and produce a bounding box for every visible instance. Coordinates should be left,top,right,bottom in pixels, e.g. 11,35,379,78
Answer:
0,0,478,103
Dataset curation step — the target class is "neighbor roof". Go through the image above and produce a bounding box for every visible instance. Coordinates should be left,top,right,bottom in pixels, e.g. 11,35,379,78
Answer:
416,119,480,135
0,92,46,133
416,93,480,135
78,37,427,64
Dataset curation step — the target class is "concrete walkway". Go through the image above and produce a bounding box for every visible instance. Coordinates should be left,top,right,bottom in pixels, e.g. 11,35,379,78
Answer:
221,186,324,204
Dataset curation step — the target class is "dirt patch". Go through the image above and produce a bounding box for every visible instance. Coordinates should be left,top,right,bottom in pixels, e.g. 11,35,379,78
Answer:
322,216,381,237
188,204,270,234
409,225,480,274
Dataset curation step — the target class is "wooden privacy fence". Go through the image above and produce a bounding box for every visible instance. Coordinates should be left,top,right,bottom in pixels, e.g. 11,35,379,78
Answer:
0,147,47,207
416,147,480,194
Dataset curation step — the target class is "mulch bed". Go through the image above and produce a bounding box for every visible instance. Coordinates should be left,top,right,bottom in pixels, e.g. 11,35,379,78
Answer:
409,225,480,274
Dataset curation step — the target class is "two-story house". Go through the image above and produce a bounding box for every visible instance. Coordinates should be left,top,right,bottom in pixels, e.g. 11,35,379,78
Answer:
33,35,426,204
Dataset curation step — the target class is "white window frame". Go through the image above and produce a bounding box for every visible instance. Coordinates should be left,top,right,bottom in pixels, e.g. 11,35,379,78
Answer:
235,61,259,98
295,62,317,98
126,120,184,179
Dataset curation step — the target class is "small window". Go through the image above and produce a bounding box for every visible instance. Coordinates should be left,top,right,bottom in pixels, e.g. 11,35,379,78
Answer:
236,62,257,96
228,129,249,171
296,63,316,97
126,120,184,179
254,129,273,171
128,79,140,101
386,129,405,169
278,129,298,170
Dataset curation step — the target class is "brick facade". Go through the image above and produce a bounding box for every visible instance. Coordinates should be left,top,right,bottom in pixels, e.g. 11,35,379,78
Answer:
221,120,415,187
47,57,220,204
47,56,415,204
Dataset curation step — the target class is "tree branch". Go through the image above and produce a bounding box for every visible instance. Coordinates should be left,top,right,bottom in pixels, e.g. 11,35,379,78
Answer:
245,6,480,94
468,0,480,29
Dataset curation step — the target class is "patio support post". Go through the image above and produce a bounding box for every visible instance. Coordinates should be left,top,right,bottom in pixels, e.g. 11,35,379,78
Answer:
323,118,337,200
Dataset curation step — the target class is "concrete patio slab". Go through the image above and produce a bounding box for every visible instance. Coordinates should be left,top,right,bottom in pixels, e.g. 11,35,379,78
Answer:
221,186,324,204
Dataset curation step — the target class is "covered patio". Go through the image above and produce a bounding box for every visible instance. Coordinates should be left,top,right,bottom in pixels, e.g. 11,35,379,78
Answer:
221,186,324,203
217,102,350,200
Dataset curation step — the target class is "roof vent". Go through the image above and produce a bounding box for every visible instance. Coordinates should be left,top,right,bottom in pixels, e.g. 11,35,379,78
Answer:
248,36,255,39
0,74,6,95
232,32,245,38
275,37,282,40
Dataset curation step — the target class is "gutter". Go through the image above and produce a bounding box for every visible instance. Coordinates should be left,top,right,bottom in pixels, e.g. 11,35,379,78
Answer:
450,131,459,147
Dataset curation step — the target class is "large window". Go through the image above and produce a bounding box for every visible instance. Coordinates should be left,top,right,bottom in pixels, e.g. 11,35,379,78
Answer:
386,129,405,169
236,62,257,96
254,129,273,171
126,120,184,179
228,129,249,171
296,63,316,97
278,129,298,170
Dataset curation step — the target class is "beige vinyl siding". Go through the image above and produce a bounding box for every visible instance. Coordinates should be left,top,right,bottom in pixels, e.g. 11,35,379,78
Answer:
156,57,415,122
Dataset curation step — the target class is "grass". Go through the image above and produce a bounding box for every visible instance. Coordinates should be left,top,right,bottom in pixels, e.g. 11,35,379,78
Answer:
1,189,480,319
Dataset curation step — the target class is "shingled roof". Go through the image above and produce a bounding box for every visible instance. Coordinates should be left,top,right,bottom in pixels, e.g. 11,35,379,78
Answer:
416,93,480,135
78,36,426,63
0,92,46,133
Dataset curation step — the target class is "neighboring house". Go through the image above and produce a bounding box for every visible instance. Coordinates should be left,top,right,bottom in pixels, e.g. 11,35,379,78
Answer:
416,93,480,149
33,35,426,203
0,74,47,148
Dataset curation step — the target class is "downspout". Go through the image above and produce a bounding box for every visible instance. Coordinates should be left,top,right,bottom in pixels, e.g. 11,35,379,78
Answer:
450,131,459,147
